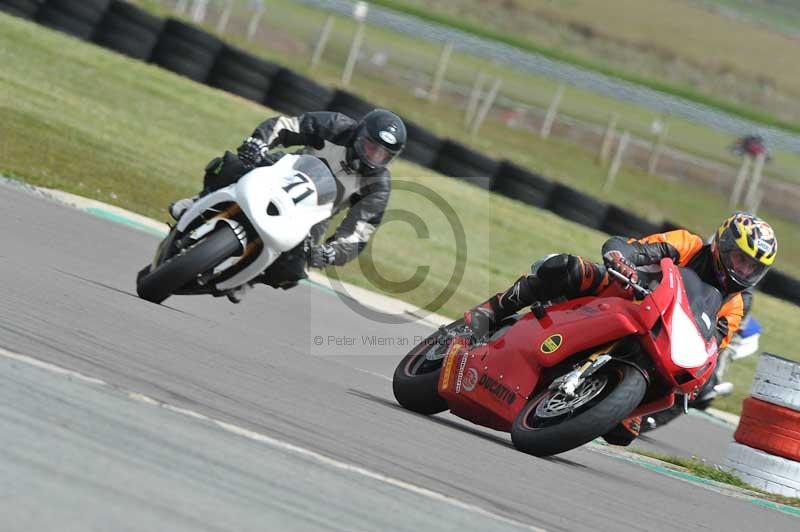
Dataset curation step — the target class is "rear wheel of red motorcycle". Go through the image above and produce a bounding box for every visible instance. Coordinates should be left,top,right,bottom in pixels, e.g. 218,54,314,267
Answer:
392,320,464,415
511,365,646,457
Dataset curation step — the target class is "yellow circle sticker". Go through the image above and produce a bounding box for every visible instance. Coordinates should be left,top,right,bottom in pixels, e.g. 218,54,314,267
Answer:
540,334,563,354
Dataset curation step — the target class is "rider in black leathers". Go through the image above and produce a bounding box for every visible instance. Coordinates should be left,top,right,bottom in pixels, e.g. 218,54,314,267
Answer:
170,109,406,300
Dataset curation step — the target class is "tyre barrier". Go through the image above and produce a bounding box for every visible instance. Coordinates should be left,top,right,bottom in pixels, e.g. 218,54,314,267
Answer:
760,270,800,307
547,184,609,230
493,161,554,209
35,0,110,40
401,118,442,168
751,353,800,411
734,397,800,462
433,140,499,190
0,0,41,18
726,353,800,496
726,442,800,497
208,45,280,103
150,18,222,83
601,205,661,239
264,68,333,116
92,0,163,61
326,89,375,121
5,1,800,307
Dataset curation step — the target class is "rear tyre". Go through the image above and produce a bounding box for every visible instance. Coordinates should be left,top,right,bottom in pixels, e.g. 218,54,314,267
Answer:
392,319,464,415
511,365,646,456
137,224,242,304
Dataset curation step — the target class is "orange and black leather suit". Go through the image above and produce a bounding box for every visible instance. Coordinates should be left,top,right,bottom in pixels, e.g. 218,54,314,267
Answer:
480,230,749,349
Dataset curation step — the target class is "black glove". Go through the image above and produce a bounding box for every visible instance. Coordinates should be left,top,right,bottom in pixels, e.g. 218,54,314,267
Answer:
237,136,271,168
464,303,495,340
603,250,639,285
715,317,730,345
307,244,337,268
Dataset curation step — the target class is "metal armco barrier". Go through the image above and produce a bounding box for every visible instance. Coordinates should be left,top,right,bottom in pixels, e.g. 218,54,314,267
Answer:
726,354,800,497
2,0,798,306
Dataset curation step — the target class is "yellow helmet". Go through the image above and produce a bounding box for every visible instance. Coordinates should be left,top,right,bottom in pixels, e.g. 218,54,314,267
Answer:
711,212,777,291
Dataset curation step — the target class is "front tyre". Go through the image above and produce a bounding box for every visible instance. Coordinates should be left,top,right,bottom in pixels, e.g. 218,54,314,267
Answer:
137,224,242,304
392,319,464,415
511,365,646,457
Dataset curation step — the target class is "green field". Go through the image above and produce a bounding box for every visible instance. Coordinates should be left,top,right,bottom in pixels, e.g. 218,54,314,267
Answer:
374,0,800,126
0,13,797,414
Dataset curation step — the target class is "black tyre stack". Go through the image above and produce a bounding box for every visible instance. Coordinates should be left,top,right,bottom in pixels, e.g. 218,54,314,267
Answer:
433,140,499,190
35,0,110,40
760,271,800,306
493,161,554,208
264,68,334,116
547,184,609,230
601,205,661,239
0,0,42,18
402,118,443,168
208,45,280,103
326,89,375,120
92,0,163,60
150,18,222,83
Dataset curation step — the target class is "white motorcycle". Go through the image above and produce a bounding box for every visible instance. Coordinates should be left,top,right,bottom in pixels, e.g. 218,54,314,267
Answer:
137,154,336,304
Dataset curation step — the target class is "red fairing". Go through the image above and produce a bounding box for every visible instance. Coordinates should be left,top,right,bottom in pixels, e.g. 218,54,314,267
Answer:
439,296,650,431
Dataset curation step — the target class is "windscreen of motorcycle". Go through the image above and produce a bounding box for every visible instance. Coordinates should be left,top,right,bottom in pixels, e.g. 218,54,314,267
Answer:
669,270,721,368
290,155,337,206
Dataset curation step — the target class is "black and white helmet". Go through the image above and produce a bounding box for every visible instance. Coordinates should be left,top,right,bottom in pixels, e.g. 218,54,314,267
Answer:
349,109,406,170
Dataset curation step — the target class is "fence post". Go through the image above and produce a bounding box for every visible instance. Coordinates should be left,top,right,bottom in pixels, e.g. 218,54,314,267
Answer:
598,113,618,165
246,1,265,42
744,151,767,212
729,156,752,208
216,0,235,33
464,70,487,126
470,77,502,138
189,0,208,23
175,0,190,15
310,15,335,70
429,41,454,102
647,118,669,175
540,84,565,139
342,2,369,87
604,131,630,193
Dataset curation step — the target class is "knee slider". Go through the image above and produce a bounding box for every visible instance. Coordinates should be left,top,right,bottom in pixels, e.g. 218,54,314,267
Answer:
536,253,575,281
536,254,584,298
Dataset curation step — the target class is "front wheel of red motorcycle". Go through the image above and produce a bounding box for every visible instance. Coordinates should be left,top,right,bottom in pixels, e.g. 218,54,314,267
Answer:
511,365,646,457
392,319,465,415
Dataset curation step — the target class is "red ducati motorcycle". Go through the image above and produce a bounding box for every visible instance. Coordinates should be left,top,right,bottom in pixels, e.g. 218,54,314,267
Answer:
393,259,722,456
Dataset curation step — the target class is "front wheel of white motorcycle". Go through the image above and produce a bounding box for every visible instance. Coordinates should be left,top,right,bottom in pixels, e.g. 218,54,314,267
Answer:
511,365,646,457
137,224,242,304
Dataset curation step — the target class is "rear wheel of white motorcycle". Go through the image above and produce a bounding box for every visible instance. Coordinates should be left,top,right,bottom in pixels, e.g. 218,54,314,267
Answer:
392,320,464,415
511,365,646,457
137,224,242,304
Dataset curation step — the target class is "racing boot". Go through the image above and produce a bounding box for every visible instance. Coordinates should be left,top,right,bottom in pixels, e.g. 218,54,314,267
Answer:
226,281,255,304
602,415,642,446
464,300,497,340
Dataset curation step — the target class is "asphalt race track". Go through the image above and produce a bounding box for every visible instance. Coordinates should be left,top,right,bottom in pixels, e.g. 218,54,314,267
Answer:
0,180,796,531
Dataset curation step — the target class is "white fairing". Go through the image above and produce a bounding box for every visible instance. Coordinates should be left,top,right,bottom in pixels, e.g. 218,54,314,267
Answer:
176,155,334,291
669,303,711,368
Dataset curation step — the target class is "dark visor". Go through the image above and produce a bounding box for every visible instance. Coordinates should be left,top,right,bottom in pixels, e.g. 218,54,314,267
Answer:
355,137,398,168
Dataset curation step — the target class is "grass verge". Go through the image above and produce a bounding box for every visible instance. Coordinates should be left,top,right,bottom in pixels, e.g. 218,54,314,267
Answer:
1,14,797,415
632,448,800,508
369,0,800,134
